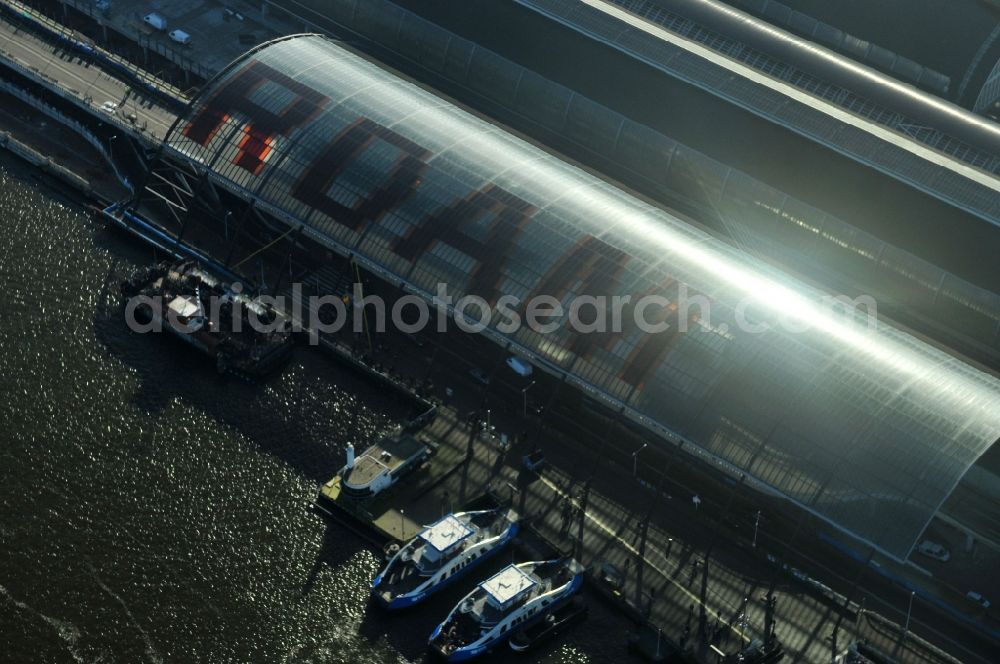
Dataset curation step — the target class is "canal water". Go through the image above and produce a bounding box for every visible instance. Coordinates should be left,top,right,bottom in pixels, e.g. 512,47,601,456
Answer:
0,156,613,662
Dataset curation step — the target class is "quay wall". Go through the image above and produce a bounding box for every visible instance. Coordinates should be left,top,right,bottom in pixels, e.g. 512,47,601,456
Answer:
0,128,91,194
0,78,132,193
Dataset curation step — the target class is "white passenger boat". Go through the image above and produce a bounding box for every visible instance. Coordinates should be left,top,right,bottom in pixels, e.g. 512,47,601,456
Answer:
428,558,584,661
371,508,519,609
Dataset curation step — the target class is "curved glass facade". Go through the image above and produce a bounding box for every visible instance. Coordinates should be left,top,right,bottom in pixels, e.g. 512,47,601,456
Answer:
162,35,1000,559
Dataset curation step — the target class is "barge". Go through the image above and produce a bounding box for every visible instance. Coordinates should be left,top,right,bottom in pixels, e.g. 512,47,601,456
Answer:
330,436,432,500
121,259,293,378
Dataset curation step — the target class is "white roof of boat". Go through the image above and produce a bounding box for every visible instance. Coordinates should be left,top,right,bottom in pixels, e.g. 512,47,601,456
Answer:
482,564,536,607
418,515,474,553
167,295,200,318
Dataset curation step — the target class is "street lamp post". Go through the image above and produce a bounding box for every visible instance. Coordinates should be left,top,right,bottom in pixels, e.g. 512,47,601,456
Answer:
521,381,535,417
740,595,749,642
904,590,915,634
509,483,519,505
633,443,647,477
399,508,405,540
753,510,762,548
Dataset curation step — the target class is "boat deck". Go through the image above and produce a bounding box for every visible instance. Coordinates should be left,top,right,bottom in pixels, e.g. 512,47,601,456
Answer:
344,435,428,487
314,417,497,544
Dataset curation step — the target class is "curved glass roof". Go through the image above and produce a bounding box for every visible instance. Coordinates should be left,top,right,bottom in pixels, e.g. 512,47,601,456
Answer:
162,35,1000,559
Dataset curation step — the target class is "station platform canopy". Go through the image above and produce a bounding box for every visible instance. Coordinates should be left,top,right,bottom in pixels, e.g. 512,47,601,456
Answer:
161,34,1000,561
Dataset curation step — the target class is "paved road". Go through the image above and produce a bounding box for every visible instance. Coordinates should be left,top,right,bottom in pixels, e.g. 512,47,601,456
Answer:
0,13,178,142
45,0,276,82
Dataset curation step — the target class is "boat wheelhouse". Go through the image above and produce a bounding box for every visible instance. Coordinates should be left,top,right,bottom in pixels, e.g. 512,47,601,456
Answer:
339,436,429,498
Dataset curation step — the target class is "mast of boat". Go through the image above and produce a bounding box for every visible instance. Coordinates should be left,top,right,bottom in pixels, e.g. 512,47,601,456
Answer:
195,284,206,320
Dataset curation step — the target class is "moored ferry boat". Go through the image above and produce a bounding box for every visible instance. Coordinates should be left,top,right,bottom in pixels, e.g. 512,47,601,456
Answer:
372,508,519,609
428,558,584,661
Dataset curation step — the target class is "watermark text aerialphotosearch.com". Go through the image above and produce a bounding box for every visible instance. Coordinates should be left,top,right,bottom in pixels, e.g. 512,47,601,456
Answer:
125,281,878,342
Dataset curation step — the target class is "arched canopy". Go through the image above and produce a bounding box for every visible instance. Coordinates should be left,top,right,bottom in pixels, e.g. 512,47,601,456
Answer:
163,35,1000,560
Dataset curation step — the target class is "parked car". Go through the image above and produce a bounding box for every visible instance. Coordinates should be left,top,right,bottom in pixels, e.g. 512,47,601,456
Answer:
966,591,991,609
915,540,950,562
168,29,191,46
142,12,166,31
469,368,490,385
99,100,118,114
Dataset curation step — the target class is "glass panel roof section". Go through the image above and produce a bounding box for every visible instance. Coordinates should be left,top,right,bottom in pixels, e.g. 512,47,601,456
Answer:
163,35,1000,560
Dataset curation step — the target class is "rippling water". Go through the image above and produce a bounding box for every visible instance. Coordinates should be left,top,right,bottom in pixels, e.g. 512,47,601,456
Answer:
0,159,614,663
0,157,410,663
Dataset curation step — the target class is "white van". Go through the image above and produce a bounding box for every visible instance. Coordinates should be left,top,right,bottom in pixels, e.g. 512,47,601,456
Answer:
168,29,191,46
142,13,166,31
